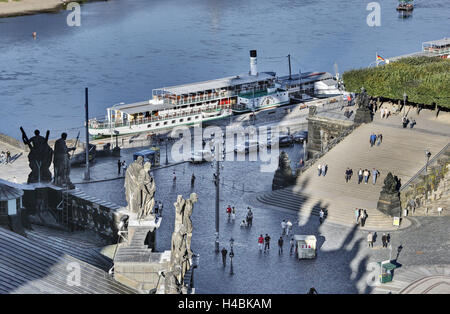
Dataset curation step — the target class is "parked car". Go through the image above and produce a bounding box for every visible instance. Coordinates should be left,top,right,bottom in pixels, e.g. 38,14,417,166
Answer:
293,131,308,143
278,135,294,147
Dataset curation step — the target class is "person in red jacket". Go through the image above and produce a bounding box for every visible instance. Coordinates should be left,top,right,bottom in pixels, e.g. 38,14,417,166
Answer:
258,234,264,252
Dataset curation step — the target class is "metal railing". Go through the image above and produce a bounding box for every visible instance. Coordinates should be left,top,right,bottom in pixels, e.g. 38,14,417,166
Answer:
400,142,450,192
90,105,230,130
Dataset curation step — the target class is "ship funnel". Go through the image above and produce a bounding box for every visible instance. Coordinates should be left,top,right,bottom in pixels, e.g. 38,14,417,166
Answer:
250,50,258,76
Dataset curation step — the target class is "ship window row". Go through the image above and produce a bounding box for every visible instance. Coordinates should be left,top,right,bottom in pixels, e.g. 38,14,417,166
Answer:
145,116,199,129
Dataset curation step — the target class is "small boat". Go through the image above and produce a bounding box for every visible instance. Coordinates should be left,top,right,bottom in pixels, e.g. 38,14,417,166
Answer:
396,0,414,11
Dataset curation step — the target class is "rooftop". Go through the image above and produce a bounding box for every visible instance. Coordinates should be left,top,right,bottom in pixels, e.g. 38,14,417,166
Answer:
157,72,276,96
423,37,450,48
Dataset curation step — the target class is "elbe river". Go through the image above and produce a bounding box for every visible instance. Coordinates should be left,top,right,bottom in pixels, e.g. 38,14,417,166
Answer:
0,0,448,139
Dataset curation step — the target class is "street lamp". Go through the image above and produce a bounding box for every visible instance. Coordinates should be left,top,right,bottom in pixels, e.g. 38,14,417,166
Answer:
229,238,234,275
425,150,431,173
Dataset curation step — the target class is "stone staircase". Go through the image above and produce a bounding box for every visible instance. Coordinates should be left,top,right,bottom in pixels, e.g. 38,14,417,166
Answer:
372,265,450,294
256,109,450,230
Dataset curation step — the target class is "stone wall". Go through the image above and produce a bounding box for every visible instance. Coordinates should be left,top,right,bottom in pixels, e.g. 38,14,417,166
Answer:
306,112,355,159
400,158,450,213
22,185,124,243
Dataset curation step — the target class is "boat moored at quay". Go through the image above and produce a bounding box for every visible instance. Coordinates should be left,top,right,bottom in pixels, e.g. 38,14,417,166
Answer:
88,50,338,137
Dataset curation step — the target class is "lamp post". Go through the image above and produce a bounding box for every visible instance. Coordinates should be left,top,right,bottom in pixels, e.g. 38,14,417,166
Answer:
425,150,431,174
229,238,234,275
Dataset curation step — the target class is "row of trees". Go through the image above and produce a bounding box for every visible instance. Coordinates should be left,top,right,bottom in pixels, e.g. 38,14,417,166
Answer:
342,57,450,109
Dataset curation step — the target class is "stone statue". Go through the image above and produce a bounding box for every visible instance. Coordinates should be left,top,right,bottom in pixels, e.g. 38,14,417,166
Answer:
53,132,76,189
124,156,144,214
137,161,156,220
382,172,401,194
183,193,197,257
164,267,183,294
20,128,53,183
272,151,295,190
377,172,402,217
354,87,373,124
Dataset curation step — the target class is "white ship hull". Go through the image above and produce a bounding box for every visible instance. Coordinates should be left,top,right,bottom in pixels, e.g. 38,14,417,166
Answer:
89,109,232,137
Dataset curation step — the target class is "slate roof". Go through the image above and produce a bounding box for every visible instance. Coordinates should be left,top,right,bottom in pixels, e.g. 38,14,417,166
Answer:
0,227,136,294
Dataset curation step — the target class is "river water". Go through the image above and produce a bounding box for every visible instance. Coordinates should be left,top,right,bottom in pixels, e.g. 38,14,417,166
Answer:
0,0,448,139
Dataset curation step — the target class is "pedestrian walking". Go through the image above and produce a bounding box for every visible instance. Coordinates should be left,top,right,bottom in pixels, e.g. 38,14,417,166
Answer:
358,168,363,184
158,201,164,216
289,238,295,255
6,151,11,164
122,160,127,174
258,234,264,252
278,237,284,254
363,169,370,184
117,159,121,175
319,208,325,224
281,219,287,235
286,219,293,236
410,118,416,129
231,207,236,221
191,173,196,186
376,134,382,146
345,167,353,183
264,234,271,252
322,164,327,176
372,168,379,185
221,247,228,266
360,210,367,227
367,232,373,247
355,208,360,224
380,108,385,119
381,233,387,248
172,171,176,182
226,205,232,220
246,207,253,227
317,164,322,176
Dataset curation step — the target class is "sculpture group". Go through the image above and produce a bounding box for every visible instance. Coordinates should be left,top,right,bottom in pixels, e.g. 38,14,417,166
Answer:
21,128,75,188
124,156,156,220
165,193,197,294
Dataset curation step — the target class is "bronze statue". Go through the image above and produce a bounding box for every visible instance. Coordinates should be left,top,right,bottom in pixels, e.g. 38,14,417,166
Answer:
53,132,76,188
20,127,53,183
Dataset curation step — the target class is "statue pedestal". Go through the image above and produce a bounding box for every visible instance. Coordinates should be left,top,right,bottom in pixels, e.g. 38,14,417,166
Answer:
377,191,401,217
113,210,165,293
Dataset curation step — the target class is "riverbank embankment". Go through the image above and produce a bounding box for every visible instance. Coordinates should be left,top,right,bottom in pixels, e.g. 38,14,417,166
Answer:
0,0,95,18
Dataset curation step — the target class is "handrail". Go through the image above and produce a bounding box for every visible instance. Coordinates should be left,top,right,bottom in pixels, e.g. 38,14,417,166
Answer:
400,142,450,192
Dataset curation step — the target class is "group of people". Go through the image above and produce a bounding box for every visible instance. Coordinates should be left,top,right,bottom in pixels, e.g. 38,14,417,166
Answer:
355,208,368,227
345,168,380,185
0,151,11,164
117,159,127,175
317,163,328,176
369,132,383,147
367,232,390,248
379,107,391,119
233,207,252,227
281,219,293,236
153,200,164,217
402,115,416,129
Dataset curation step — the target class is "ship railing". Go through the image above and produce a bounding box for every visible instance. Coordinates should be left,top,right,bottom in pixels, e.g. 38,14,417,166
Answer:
89,104,230,130
162,91,236,106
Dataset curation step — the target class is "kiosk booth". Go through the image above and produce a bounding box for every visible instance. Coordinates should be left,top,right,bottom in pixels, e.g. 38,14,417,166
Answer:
133,147,160,167
294,235,317,259
378,260,398,283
